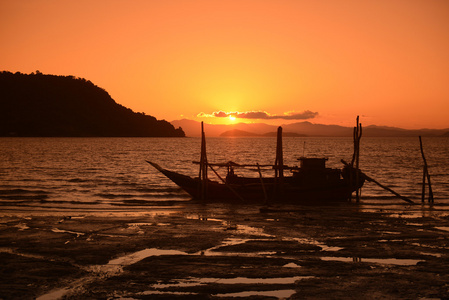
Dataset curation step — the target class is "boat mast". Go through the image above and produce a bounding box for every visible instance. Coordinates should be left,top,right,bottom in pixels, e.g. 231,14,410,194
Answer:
199,122,208,201
274,126,284,197
353,116,362,202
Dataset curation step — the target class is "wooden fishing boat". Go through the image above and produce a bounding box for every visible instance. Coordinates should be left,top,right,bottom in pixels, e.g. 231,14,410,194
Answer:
147,158,364,204
147,124,365,204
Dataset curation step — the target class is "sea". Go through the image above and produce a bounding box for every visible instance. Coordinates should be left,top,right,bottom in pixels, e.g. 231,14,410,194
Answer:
1,136,449,215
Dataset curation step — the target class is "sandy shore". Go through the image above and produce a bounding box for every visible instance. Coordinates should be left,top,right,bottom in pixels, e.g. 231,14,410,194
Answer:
1,202,449,299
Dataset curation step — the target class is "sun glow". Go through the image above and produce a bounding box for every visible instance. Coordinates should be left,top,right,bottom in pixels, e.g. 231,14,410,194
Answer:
1,1,449,129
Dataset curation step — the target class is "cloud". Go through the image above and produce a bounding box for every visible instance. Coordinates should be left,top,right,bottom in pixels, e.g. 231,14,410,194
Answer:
276,110,319,120
197,110,318,120
197,112,214,118
213,111,229,118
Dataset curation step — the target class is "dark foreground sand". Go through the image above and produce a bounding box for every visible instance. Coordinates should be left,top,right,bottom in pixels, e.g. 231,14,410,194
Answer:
1,203,449,299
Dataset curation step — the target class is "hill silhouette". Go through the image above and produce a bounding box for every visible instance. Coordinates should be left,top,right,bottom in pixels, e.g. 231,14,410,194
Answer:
0,71,185,137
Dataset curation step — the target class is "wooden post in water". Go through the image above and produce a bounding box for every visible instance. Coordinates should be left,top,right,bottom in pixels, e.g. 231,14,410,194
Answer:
351,116,362,202
421,164,426,203
274,127,284,198
419,136,434,204
277,126,284,181
199,122,208,201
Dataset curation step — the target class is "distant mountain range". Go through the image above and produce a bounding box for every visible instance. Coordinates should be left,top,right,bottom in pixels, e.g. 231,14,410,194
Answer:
0,71,185,137
220,129,306,137
171,119,449,137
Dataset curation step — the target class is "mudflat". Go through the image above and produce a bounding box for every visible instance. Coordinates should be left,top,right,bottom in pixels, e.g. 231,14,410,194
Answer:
1,203,449,299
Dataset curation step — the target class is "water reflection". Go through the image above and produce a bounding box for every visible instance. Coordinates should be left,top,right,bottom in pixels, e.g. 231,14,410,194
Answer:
147,276,310,299
357,204,449,219
321,256,422,265
214,289,297,298
153,275,311,288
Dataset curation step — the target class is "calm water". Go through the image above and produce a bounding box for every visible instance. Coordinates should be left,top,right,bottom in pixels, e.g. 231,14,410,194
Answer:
1,137,449,214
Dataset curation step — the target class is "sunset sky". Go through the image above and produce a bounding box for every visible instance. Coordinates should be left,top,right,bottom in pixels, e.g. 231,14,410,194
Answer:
1,0,448,129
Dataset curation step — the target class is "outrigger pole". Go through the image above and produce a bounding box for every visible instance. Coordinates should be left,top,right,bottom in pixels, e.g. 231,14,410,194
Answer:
341,160,414,204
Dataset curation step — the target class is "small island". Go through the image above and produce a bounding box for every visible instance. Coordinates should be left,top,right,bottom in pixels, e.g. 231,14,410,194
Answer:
0,71,185,137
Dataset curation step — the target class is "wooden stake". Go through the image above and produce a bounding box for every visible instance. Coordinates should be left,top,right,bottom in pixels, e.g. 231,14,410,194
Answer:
351,116,362,202
419,136,434,204
199,122,203,179
275,126,284,180
421,165,426,203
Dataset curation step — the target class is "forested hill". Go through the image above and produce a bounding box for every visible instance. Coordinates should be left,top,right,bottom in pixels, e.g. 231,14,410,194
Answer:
0,71,185,137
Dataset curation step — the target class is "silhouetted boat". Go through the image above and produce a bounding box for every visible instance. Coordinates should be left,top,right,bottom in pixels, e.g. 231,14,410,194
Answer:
147,158,364,204
147,124,364,204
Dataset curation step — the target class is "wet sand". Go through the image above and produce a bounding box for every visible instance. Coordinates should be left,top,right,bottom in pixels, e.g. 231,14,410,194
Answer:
1,203,449,299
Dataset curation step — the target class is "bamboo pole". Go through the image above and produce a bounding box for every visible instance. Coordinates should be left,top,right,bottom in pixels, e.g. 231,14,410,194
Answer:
341,159,414,204
199,122,208,201
366,175,414,204
274,126,284,198
276,126,284,180
198,122,203,180
419,136,434,203
279,128,284,181
421,165,426,203
349,116,362,202
354,116,362,202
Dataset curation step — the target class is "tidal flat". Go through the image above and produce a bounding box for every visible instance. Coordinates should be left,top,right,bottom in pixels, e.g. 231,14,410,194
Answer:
1,203,449,299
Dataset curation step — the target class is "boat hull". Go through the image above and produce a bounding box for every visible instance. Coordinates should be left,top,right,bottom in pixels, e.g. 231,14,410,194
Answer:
149,162,363,204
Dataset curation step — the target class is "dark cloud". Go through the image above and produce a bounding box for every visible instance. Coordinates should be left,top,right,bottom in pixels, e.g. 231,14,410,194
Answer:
234,111,272,119
213,111,229,118
198,110,318,120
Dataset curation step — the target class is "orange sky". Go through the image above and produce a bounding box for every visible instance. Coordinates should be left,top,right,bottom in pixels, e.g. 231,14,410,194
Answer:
1,0,449,129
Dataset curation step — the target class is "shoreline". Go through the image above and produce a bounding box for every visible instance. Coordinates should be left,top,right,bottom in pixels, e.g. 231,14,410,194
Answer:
1,203,449,299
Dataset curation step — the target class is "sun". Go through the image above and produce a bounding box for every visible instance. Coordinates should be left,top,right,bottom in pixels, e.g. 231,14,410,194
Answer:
228,115,236,122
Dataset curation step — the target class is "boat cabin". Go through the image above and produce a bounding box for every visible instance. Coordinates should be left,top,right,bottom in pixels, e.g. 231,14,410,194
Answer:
292,157,341,184
298,157,327,169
